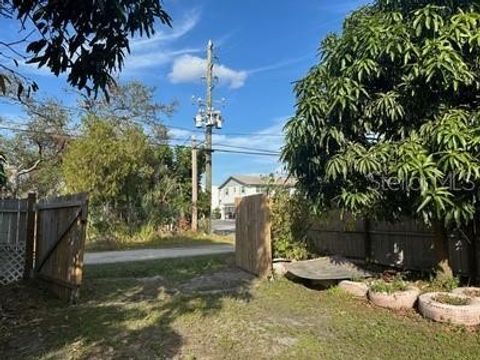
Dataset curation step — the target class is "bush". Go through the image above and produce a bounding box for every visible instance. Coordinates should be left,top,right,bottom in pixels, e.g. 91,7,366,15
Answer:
425,275,459,292
213,207,221,220
270,185,313,260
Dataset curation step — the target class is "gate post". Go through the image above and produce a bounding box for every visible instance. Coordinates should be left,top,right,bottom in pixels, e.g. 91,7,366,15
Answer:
23,192,36,280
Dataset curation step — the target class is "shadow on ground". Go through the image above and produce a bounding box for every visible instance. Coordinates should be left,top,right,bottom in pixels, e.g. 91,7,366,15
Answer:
0,255,255,359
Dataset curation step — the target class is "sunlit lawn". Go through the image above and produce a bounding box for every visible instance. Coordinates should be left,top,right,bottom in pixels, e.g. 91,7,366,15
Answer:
86,231,234,252
1,254,479,359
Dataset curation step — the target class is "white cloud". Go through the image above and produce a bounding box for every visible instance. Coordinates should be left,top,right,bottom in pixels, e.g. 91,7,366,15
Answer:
124,48,201,72
120,9,202,75
168,55,247,89
167,53,309,89
130,9,200,50
248,56,310,75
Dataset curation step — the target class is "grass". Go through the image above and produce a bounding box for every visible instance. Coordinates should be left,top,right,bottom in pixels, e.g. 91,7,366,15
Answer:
84,254,231,282
85,231,234,252
2,255,480,359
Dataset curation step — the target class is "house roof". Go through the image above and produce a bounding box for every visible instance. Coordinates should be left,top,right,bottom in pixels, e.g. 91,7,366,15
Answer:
218,175,296,189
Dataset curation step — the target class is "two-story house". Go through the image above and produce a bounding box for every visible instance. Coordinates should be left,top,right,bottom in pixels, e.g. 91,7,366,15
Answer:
215,175,295,219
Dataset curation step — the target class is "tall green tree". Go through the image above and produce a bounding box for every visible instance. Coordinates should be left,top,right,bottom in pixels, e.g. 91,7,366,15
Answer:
0,0,171,96
282,0,480,277
1,99,70,197
63,117,155,221
80,81,177,141
63,117,207,233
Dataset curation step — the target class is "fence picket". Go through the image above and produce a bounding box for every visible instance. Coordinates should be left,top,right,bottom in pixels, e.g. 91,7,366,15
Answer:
1,193,88,302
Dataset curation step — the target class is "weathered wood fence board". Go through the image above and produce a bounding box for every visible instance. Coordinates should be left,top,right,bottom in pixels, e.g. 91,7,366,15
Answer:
308,210,476,277
0,195,35,285
235,194,272,277
0,192,88,302
35,193,88,302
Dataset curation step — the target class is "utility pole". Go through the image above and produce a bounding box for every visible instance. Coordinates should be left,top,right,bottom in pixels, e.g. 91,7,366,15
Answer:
191,135,198,232
193,40,224,234
205,40,214,234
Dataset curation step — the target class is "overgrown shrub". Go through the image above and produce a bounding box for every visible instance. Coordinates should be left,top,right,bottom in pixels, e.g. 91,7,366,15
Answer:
426,275,459,292
270,185,314,260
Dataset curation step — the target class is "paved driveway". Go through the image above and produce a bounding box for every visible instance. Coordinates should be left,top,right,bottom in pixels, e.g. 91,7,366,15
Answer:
85,244,234,265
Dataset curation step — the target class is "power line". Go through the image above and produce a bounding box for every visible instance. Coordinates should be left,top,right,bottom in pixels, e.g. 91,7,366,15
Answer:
0,126,280,157
0,124,281,157
211,148,280,156
217,130,284,137
0,119,280,156
1,110,284,137
213,142,280,154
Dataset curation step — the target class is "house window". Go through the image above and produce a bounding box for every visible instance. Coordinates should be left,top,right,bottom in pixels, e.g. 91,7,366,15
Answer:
241,186,245,194
225,188,229,196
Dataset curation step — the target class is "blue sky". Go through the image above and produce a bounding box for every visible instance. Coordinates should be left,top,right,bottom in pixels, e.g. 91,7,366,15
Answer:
0,0,369,185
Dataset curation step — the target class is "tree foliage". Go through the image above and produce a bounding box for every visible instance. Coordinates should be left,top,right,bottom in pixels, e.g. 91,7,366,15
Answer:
62,117,206,236
81,81,177,141
282,0,480,275
1,99,71,196
64,81,203,232
0,0,171,97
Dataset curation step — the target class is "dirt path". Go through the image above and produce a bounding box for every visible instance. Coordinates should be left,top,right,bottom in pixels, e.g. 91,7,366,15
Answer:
84,244,234,265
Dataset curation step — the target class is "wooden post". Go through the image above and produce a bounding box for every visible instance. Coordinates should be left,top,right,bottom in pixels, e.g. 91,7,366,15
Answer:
72,194,89,303
191,136,198,232
23,192,36,280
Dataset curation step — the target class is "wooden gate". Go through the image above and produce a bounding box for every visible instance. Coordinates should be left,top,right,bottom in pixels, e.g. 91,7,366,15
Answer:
235,194,272,277
35,193,88,302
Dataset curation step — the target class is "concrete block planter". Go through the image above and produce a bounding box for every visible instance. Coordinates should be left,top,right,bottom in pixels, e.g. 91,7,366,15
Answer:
418,292,480,326
368,286,420,310
272,259,291,276
452,287,480,299
338,280,369,297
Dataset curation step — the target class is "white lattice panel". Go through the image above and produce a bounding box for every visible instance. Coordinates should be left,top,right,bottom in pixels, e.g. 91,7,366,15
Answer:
0,245,26,285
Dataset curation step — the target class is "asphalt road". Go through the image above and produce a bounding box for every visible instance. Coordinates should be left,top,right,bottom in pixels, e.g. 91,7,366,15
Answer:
85,244,234,265
213,219,236,234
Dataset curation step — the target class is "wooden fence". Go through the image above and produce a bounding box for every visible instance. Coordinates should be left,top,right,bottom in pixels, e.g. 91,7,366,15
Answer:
0,194,35,285
35,193,89,302
0,193,88,302
308,210,477,277
235,194,272,277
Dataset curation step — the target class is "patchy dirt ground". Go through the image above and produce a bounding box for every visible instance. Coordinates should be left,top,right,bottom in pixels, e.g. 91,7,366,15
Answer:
1,255,480,359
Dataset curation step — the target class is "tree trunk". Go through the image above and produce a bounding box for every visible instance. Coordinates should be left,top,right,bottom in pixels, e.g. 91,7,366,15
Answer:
432,221,453,280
